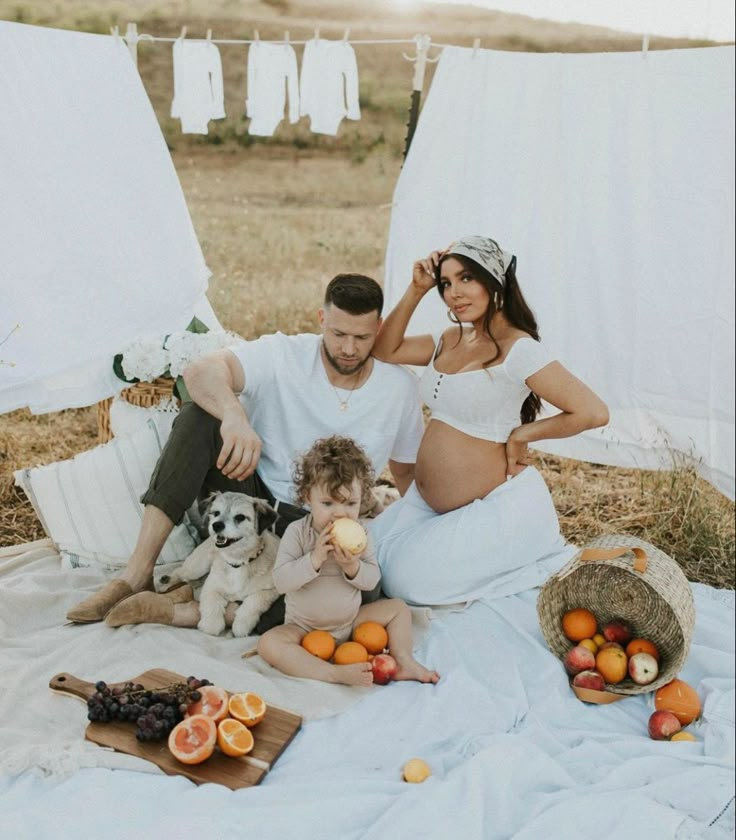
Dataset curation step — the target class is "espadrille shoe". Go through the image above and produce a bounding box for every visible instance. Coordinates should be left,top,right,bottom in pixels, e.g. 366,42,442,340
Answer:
104,585,194,628
66,579,140,624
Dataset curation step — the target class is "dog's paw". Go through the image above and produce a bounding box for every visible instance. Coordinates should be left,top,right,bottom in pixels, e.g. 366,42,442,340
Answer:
198,615,226,637
231,614,257,638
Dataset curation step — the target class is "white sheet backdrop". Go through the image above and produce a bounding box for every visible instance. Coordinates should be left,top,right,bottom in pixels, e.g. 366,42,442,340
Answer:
0,22,216,415
384,46,735,499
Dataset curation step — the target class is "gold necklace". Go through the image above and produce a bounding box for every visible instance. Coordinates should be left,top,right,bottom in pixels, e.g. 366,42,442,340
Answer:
329,366,366,411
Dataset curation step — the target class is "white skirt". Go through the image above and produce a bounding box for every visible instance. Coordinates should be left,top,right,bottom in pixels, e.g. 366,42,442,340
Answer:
367,467,576,606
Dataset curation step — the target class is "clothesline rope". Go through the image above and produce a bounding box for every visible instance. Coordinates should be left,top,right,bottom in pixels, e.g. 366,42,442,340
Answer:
134,36,426,45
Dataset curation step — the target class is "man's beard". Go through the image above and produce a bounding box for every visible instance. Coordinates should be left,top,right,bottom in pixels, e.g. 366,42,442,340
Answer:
322,342,370,377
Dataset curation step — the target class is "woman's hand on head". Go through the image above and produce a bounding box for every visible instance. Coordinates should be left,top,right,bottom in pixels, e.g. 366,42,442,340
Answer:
505,434,534,479
411,250,444,293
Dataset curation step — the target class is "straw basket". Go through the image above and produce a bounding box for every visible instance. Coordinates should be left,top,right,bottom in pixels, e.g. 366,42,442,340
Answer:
97,377,178,443
537,534,695,698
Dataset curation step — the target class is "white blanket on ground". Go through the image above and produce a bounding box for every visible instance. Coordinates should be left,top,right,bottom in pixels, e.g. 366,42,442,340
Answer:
0,543,733,839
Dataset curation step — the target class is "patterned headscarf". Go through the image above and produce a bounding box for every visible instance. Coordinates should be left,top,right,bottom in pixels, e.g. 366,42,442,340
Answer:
444,236,516,288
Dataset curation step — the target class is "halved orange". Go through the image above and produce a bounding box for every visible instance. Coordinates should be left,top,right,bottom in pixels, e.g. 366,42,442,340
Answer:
228,692,267,728
185,685,230,723
168,714,216,765
217,718,255,757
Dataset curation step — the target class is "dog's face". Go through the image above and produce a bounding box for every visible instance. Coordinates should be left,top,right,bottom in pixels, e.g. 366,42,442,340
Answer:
203,492,278,557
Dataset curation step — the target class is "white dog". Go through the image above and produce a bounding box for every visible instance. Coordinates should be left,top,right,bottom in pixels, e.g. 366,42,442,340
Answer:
158,492,280,637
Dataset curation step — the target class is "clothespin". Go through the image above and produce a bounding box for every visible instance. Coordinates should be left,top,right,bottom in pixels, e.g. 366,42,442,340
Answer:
254,29,260,42
641,34,650,58
343,28,350,43
179,26,187,40
314,27,320,41
284,30,290,45
110,25,120,42
206,28,212,42
472,38,481,58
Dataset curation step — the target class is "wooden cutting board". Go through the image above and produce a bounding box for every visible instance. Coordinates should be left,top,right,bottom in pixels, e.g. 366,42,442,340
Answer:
49,669,302,790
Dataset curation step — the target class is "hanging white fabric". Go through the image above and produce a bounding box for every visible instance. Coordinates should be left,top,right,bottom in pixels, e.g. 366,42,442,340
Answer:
299,38,361,135
0,22,216,415
384,45,736,499
245,41,299,136
170,37,226,134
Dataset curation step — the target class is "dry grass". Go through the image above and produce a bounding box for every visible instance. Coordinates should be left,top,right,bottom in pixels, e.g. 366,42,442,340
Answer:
1,1,733,589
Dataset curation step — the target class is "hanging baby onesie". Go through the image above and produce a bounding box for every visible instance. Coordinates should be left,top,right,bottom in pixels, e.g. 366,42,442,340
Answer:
299,39,361,135
170,39,225,134
245,41,299,136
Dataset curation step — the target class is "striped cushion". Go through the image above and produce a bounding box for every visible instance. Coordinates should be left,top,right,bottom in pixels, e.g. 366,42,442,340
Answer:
14,419,198,570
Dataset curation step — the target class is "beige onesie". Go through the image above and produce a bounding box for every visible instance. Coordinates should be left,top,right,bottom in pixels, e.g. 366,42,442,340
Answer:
272,515,380,643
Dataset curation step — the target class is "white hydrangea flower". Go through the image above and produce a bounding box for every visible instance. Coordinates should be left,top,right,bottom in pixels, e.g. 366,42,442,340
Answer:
120,338,169,381
166,330,238,378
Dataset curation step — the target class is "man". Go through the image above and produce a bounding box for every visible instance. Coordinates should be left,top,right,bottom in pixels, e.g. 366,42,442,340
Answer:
67,274,424,627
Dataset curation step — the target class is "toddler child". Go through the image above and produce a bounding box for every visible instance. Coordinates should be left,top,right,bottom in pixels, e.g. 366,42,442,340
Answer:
257,435,439,686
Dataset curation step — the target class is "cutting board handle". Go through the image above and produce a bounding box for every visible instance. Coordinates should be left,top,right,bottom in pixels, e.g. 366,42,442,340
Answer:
49,672,96,700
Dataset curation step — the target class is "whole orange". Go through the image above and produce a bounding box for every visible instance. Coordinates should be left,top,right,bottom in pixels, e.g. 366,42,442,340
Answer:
333,641,369,665
302,630,336,661
353,621,389,655
595,647,628,684
626,638,660,662
561,608,598,642
655,679,701,725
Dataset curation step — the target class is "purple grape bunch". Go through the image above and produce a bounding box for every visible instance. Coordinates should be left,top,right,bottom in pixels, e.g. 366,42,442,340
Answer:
86,676,212,742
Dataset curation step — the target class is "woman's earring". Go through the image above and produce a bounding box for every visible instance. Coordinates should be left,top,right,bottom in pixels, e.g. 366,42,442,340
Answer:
495,292,503,310
447,308,459,323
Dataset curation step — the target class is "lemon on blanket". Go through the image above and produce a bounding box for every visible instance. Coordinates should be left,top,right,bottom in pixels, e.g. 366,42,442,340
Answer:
402,758,432,783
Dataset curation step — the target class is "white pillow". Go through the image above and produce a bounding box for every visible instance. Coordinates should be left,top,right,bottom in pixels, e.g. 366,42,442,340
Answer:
14,419,198,571
109,395,179,440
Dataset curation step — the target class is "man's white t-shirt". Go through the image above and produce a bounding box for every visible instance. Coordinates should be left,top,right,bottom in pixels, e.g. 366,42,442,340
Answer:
229,333,424,504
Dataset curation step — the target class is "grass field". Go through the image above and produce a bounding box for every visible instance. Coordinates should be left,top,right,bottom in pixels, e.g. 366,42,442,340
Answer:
1,0,733,588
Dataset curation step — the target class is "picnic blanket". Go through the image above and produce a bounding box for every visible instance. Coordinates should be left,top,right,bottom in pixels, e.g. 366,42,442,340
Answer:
0,541,733,839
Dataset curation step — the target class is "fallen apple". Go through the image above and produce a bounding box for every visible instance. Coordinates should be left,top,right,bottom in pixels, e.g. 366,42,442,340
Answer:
372,653,398,685
572,670,606,691
563,645,596,675
648,710,682,740
628,652,659,685
602,619,633,646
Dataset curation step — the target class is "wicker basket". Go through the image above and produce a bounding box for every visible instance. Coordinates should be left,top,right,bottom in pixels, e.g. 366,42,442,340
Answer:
97,377,178,443
537,533,695,696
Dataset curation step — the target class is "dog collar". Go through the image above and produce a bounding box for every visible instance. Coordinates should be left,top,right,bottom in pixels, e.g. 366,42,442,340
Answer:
225,541,265,569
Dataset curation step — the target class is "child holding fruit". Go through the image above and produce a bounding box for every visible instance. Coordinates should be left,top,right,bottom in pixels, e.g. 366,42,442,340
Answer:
256,435,440,687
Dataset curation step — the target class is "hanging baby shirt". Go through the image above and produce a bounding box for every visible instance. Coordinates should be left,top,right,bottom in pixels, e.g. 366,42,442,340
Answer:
299,39,361,135
170,39,226,134
245,41,299,136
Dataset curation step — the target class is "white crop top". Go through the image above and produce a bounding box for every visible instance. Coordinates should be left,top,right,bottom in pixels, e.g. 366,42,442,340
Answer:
418,333,554,443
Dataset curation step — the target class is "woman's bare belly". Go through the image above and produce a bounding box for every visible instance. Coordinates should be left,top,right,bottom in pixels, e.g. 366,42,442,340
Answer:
414,420,510,514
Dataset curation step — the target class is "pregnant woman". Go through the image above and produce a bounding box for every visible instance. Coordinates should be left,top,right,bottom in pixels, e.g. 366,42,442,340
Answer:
369,235,609,605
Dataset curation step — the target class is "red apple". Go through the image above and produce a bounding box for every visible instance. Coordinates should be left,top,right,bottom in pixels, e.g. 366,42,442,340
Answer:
602,620,633,646
648,710,682,740
563,645,596,675
572,670,606,691
628,652,659,685
372,653,398,685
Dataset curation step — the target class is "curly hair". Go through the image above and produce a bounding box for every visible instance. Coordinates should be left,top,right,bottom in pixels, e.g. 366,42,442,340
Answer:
293,435,375,506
